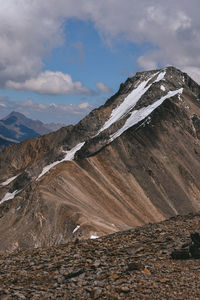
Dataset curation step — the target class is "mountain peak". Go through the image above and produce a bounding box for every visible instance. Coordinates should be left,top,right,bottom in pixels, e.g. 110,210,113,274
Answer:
0,66,200,251
8,111,26,117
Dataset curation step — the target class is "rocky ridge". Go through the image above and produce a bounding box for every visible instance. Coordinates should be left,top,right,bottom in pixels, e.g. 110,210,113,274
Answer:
0,66,200,251
1,213,200,299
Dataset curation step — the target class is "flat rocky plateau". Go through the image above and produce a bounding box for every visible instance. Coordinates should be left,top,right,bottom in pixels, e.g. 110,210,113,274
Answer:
1,213,200,299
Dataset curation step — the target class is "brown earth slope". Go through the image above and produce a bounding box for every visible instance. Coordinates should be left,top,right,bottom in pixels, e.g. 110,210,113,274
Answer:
0,67,200,251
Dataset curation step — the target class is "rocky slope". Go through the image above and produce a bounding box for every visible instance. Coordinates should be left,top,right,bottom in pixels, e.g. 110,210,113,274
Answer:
0,66,200,251
0,111,64,150
1,213,200,299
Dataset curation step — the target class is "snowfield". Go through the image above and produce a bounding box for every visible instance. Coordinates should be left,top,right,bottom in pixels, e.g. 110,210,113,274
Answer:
110,88,183,140
97,71,166,135
0,189,21,205
37,142,85,180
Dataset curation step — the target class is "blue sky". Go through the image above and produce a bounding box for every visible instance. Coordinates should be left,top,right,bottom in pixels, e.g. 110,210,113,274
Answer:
0,1,200,124
0,18,143,123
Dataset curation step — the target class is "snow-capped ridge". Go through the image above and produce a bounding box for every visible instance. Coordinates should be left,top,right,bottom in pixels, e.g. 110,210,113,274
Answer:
37,142,85,180
97,70,166,136
111,88,183,140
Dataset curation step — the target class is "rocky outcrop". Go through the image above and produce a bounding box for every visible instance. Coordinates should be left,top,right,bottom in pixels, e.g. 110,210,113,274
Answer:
171,231,200,259
0,66,200,251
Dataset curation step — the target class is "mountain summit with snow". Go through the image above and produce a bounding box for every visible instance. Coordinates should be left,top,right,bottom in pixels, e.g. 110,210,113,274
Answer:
0,66,200,251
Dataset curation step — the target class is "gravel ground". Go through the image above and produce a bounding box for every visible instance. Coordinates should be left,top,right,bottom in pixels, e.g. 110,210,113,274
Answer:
1,213,200,299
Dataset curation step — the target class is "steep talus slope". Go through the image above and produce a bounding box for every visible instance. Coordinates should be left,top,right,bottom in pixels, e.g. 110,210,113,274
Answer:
0,66,200,251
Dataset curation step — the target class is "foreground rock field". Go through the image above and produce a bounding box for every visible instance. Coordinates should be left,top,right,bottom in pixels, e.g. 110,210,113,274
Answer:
1,213,200,299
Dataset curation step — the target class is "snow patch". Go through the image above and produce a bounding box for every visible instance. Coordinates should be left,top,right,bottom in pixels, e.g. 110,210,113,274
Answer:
111,88,183,141
160,85,166,91
142,116,151,127
73,225,80,234
0,189,21,205
37,161,59,180
178,94,182,101
37,142,85,180
63,142,85,161
0,175,18,186
154,70,166,83
90,235,99,239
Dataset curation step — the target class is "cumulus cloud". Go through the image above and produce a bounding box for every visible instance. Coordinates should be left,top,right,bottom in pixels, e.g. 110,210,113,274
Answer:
0,1,63,86
7,71,93,95
1,0,200,90
89,0,200,82
78,102,89,109
182,66,200,84
96,82,112,93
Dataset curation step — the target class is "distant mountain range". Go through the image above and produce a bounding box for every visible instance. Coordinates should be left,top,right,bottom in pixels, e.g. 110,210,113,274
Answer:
0,111,64,150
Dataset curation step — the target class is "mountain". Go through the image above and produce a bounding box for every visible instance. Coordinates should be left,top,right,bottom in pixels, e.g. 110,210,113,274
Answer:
0,66,200,251
1,213,200,299
0,111,64,150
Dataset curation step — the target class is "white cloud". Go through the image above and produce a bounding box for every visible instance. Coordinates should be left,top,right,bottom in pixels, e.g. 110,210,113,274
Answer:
7,71,93,95
0,1,64,86
137,55,158,71
78,102,89,109
96,82,112,94
0,0,200,91
182,66,200,84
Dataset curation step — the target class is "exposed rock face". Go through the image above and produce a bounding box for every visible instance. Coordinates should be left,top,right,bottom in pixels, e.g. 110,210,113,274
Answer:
0,66,200,251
